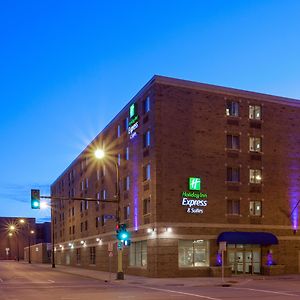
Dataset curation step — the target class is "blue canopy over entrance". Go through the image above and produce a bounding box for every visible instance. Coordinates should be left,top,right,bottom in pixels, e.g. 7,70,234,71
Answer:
217,231,278,245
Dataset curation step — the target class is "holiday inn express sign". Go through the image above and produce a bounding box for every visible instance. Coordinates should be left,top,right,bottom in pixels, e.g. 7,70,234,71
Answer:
181,177,208,214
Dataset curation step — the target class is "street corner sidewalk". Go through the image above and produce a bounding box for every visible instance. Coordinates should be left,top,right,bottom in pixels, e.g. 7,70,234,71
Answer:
30,263,249,287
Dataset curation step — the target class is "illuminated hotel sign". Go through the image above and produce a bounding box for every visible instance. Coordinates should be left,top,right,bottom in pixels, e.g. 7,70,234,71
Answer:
128,103,139,139
181,177,208,214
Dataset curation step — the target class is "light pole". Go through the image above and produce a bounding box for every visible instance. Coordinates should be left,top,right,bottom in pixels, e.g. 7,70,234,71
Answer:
94,148,124,280
8,225,19,261
18,219,34,263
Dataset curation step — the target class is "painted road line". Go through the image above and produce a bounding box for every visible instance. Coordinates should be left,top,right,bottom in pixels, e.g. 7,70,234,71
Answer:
138,286,222,300
230,287,298,297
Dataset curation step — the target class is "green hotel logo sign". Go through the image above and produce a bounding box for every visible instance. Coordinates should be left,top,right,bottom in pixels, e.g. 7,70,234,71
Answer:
189,177,201,191
181,177,208,214
128,103,139,139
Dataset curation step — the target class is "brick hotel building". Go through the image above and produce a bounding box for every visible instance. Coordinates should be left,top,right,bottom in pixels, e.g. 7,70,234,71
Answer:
51,76,300,277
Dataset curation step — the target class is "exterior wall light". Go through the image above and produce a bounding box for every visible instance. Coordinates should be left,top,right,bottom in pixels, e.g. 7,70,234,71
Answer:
166,227,172,233
80,240,84,245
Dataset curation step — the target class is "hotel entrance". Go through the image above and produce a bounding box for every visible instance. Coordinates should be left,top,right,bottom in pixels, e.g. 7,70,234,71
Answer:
227,244,261,274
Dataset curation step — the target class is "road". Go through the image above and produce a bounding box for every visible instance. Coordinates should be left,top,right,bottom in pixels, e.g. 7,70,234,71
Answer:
1,261,300,299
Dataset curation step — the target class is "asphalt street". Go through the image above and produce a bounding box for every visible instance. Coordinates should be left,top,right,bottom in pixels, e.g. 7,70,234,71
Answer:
1,261,300,300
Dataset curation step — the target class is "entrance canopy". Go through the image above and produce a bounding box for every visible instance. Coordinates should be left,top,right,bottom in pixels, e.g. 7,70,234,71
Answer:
217,231,278,246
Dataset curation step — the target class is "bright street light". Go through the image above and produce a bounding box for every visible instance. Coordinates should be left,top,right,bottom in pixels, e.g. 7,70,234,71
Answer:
9,225,16,231
94,148,105,159
19,219,25,224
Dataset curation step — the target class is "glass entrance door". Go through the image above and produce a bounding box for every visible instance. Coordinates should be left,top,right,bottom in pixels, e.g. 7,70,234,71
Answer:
227,244,261,274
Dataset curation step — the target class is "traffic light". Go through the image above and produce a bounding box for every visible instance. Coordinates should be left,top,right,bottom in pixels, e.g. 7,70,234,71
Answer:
116,223,131,245
31,189,40,209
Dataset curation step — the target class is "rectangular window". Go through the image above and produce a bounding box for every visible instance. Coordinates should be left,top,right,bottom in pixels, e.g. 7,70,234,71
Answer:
81,181,84,191
227,167,240,182
85,178,88,189
118,153,121,166
227,199,240,215
117,125,121,137
125,117,129,131
249,169,262,184
101,189,106,200
124,176,130,191
226,101,239,117
97,169,100,181
143,164,151,181
249,201,262,216
72,225,75,234
125,147,129,160
143,130,150,148
84,200,88,210
124,205,130,220
85,220,88,231
96,216,100,228
76,249,81,265
249,105,262,120
226,134,240,150
129,241,147,267
101,215,106,226
143,198,150,215
80,222,83,232
143,96,150,114
89,247,96,265
249,137,262,152
178,240,209,267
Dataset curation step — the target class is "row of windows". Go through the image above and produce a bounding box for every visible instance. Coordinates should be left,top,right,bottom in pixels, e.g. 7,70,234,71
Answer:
227,199,262,216
227,135,262,152
227,167,262,184
226,102,262,120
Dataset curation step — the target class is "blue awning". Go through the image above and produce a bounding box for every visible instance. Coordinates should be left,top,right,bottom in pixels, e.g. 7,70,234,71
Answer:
217,232,278,246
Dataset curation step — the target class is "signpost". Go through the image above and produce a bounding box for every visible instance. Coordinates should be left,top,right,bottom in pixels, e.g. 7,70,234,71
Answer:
219,241,227,282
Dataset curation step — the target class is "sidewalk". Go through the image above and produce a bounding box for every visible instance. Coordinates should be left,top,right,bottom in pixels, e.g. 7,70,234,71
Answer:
31,263,258,287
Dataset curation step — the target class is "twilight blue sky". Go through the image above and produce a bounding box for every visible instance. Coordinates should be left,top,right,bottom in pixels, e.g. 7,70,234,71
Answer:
1,1,300,222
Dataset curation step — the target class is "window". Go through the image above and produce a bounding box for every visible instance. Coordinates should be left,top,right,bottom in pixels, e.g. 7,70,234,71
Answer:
101,189,106,200
143,198,150,215
249,105,262,120
227,199,240,215
85,220,88,231
178,240,209,267
89,247,96,265
124,117,129,131
85,178,89,189
117,125,121,137
227,167,240,182
72,207,75,216
249,169,262,184
124,176,130,191
249,137,262,152
143,96,150,114
118,153,121,166
249,201,262,216
124,205,130,220
143,164,151,181
84,200,88,210
96,216,101,228
72,225,75,234
97,169,100,181
76,249,81,265
101,215,106,226
130,241,147,267
125,147,129,160
143,130,150,148
80,201,84,212
80,222,83,232
81,181,84,191
226,134,240,150
226,101,239,117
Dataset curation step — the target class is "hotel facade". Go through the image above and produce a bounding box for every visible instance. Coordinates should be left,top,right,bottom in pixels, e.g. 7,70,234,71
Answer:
51,76,300,277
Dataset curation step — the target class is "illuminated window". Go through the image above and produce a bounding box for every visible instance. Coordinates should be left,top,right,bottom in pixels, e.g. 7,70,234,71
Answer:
249,169,262,184
143,96,150,114
227,167,240,182
178,240,209,267
143,164,151,181
249,201,262,216
249,137,262,152
249,105,262,120
130,240,147,267
226,134,240,149
227,199,240,215
143,130,150,148
226,101,239,117
117,125,121,137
